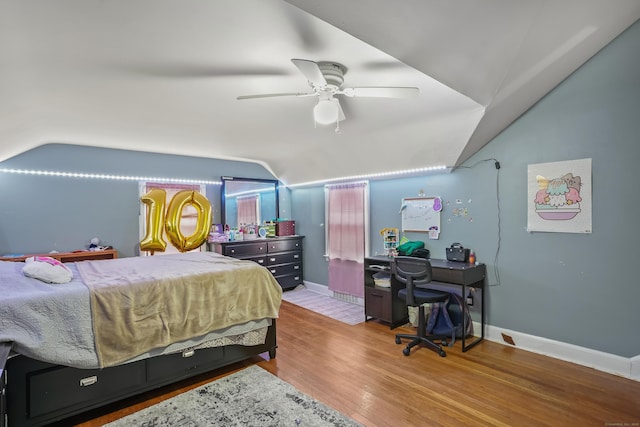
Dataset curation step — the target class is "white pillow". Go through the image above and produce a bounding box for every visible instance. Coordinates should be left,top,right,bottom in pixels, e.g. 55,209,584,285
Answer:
23,256,73,284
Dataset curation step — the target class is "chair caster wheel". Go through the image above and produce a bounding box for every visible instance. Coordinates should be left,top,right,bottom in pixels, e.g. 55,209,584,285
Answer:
403,348,411,356
439,350,447,357
395,337,402,344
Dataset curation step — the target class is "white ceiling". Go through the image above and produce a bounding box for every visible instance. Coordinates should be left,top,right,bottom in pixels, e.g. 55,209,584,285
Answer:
1,0,638,185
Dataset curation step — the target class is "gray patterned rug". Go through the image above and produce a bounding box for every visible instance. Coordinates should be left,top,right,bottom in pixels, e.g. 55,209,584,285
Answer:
105,365,362,427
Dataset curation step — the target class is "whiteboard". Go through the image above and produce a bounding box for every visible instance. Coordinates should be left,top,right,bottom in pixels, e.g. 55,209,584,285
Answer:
401,197,441,233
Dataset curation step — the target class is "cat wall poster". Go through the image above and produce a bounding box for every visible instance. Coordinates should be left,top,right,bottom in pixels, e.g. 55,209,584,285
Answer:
527,158,592,233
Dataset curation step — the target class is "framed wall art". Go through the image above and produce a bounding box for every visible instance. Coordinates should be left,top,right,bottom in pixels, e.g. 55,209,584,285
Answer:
527,158,592,233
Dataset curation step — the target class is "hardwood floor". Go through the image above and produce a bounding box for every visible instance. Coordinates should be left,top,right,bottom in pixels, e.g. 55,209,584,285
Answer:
73,300,640,427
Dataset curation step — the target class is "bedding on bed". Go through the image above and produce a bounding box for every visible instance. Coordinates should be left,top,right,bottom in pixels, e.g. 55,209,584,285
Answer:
0,252,282,369
77,252,282,367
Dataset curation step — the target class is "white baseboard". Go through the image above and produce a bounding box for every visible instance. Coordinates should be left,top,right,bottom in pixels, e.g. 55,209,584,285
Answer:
303,281,332,296
303,280,365,305
485,325,639,381
302,281,639,382
629,355,640,381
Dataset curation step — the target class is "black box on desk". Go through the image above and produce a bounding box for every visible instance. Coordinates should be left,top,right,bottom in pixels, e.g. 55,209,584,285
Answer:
446,243,470,262
276,220,295,236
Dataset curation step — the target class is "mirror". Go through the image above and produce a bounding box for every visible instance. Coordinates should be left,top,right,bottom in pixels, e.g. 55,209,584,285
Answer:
221,177,279,228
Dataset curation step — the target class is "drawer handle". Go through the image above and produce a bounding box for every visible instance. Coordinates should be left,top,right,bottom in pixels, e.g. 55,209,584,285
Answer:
230,249,235,254
293,254,300,259
257,259,264,264
270,269,276,273
294,265,300,270
182,350,195,358
80,376,98,387
270,257,276,262
294,276,300,280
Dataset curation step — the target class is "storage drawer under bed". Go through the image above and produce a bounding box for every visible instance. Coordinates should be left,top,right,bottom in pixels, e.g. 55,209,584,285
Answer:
146,346,226,382
28,360,145,418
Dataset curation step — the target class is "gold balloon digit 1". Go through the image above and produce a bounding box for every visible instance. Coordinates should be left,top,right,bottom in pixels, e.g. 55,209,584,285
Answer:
140,189,213,254
165,190,213,252
139,188,168,254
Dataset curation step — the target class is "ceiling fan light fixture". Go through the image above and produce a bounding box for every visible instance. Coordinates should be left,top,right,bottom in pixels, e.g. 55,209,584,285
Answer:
314,99,339,125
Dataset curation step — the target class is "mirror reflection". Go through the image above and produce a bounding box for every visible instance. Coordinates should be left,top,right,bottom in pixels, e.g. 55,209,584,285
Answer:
221,177,279,228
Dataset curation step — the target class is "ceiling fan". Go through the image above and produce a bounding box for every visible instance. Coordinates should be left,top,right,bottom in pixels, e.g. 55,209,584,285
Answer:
237,59,419,128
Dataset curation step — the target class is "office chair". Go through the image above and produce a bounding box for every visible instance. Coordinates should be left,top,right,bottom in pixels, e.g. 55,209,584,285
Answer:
393,256,450,357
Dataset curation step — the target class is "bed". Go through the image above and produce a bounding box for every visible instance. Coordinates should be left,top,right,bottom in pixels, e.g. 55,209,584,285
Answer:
0,251,282,427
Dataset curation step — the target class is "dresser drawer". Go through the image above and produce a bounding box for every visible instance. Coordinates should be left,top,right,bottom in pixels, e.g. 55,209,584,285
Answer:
223,242,267,257
266,250,301,265
267,262,302,277
28,361,145,418
147,347,225,382
238,254,268,266
277,273,304,290
267,238,302,253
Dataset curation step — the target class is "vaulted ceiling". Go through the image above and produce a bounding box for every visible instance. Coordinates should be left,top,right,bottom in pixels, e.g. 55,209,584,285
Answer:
1,0,638,185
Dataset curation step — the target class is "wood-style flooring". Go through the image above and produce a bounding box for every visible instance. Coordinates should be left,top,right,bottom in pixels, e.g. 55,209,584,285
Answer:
71,300,640,427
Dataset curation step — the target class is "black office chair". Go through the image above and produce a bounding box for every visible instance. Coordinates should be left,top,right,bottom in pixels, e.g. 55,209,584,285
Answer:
393,256,450,357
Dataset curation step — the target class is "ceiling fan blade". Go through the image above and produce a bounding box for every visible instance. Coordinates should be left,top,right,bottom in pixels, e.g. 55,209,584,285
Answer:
237,92,316,100
291,59,327,87
340,87,419,98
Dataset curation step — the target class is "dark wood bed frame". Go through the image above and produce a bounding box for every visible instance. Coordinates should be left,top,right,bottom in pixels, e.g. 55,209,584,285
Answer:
0,322,276,427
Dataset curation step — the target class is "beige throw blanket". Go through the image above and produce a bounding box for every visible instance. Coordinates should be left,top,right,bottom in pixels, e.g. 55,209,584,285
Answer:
76,252,282,368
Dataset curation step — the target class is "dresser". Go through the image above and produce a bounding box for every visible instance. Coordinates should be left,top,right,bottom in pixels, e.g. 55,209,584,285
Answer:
208,236,304,290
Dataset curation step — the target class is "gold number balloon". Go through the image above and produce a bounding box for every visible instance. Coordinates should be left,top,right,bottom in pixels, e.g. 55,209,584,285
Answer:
139,188,168,254
140,189,213,254
165,190,213,252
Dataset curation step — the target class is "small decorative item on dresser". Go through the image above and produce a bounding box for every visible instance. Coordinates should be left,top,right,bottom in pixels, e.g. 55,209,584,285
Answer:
468,250,476,264
276,220,295,236
264,221,277,237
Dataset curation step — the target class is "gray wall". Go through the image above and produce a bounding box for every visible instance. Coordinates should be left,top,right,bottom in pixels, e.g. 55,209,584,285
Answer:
292,19,640,358
0,143,277,257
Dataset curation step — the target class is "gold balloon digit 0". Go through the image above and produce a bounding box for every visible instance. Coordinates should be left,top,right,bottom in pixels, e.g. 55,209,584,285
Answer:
139,188,168,254
165,190,213,252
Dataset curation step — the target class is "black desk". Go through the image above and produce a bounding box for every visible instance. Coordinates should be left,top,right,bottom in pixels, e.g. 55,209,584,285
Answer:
364,256,486,352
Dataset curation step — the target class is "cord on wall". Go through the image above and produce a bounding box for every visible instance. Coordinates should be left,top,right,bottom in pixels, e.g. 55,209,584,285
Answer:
451,158,502,287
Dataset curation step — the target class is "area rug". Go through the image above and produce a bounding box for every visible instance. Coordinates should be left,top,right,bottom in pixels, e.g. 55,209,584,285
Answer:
281,287,365,325
105,365,362,427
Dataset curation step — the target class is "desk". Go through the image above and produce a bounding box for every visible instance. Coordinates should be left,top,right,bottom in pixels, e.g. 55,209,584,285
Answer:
364,256,486,352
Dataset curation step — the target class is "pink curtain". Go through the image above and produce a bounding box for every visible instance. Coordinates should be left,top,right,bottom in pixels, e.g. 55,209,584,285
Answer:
327,182,366,298
237,195,258,225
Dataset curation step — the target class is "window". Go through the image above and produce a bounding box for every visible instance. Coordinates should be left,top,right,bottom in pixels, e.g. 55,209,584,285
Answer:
324,181,370,297
236,194,260,226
